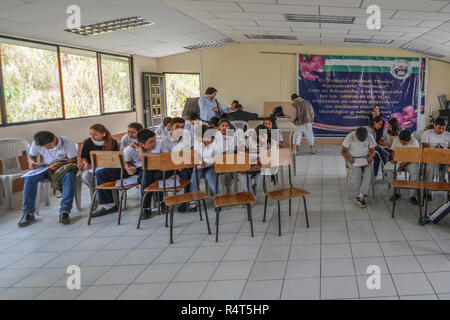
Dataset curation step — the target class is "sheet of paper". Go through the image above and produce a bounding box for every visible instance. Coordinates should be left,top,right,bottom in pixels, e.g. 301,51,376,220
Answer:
21,166,48,178
383,162,395,171
115,176,138,187
353,157,368,167
158,179,180,188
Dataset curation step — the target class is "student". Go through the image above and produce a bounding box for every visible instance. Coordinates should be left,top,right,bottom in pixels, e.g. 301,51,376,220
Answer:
199,87,223,121
387,130,420,205
368,105,383,123
123,129,162,219
223,100,239,114
19,131,78,227
341,127,376,208
290,93,316,155
184,112,203,145
216,118,236,153
120,122,143,149
160,117,190,153
263,118,284,148
154,117,172,139
226,104,258,122
366,115,386,177
380,118,401,149
413,124,434,146
422,117,450,189
80,124,119,189
208,117,220,129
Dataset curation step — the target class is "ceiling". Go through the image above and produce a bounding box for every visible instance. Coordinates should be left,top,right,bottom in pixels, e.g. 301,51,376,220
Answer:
0,0,450,61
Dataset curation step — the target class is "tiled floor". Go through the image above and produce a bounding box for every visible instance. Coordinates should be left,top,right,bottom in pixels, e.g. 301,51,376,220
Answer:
0,144,449,300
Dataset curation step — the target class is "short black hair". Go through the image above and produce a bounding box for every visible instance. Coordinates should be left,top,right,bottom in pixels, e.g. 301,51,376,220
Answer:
219,118,232,128
434,117,446,127
170,117,185,126
291,93,299,101
372,115,383,124
355,127,368,142
208,117,220,128
189,112,200,121
235,103,243,110
34,131,55,146
399,130,411,142
205,87,217,95
231,100,239,105
128,122,143,131
255,124,271,144
137,129,155,144
163,117,172,127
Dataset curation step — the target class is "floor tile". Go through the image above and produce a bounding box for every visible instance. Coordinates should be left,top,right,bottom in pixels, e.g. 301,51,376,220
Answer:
248,261,287,281
392,273,435,296
321,276,359,300
117,283,168,300
212,261,254,281
159,281,207,300
321,258,355,277
76,285,127,300
241,280,283,300
173,262,219,282
93,265,147,285
200,280,246,300
281,278,320,300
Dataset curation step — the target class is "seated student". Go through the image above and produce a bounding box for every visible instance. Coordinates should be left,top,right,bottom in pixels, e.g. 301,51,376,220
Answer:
422,117,450,189
380,118,401,149
154,117,172,139
184,112,203,145
208,116,220,129
413,124,434,146
366,115,386,178
19,131,78,227
123,129,162,219
223,100,239,114
80,124,119,189
227,104,258,122
216,118,237,153
263,118,284,148
120,122,143,149
386,130,420,205
341,127,376,208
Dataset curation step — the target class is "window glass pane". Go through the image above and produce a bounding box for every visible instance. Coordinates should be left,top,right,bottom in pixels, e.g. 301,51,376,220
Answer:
60,48,100,118
101,54,131,113
0,39,62,123
165,73,200,117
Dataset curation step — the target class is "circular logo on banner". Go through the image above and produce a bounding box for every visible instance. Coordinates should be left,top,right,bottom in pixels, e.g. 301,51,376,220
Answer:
391,59,412,80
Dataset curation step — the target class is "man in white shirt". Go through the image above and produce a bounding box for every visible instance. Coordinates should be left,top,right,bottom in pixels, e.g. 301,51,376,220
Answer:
422,118,450,200
365,115,385,178
120,122,143,150
19,131,78,227
386,130,420,205
341,127,376,208
154,117,171,140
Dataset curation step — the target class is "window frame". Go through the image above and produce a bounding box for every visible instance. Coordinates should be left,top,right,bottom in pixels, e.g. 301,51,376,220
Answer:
0,35,134,127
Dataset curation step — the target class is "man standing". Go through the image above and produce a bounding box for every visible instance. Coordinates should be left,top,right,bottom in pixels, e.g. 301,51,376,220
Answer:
199,87,223,122
290,93,316,154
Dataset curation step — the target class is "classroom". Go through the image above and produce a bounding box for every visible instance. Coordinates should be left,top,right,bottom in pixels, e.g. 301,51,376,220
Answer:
0,0,449,303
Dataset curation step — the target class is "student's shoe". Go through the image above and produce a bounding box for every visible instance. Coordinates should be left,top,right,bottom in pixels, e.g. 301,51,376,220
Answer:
419,215,431,226
188,201,197,212
59,212,70,225
141,209,152,220
355,195,366,208
410,197,419,206
91,206,118,218
18,213,35,227
427,194,432,202
390,193,401,202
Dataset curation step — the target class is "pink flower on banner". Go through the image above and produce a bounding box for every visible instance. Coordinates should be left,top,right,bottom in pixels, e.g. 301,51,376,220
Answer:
299,54,326,81
402,106,417,124
389,106,417,129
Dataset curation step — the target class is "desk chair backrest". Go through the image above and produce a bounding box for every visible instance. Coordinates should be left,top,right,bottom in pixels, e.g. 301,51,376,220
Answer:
423,148,450,165
0,138,30,174
260,148,292,168
160,151,196,171
90,151,125,169
393,147,423,163
214,153,251,173
231,121,248,132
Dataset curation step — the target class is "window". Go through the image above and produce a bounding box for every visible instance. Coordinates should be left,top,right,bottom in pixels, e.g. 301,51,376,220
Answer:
0,39,62,123
101,54,132,113
165,73,200,117
60,48,101,118
0,36,134,126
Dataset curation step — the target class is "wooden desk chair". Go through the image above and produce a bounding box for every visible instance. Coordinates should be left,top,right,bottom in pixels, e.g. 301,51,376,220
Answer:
261,148,310,236
422,148,450,216
391,147,424,218
88,151,138,225
214,153,256,242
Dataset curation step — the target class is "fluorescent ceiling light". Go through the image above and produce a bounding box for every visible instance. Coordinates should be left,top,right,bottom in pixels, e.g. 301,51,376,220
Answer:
401,45,444,58
245,34,297,40
65,16,153,36
183,38,234,50
284,14,355,24
345,38,394,44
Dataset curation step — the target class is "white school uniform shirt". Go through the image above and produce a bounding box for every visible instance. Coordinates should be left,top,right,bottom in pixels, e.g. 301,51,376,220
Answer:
29,136,78,165
412,129,425,145
154,124,170,139
161,131,192,153
120,134,137,150
391,136,419,150
421,130,450,148
342,131,377,158
123,142,161,168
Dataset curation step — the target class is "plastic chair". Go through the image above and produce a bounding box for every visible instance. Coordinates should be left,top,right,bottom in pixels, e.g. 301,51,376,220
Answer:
230,120,248,132
0,138,30,210
34,177,82,215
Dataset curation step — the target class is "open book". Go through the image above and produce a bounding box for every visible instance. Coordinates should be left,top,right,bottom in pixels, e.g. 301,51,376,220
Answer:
158,179,180,188
21,166,48,178
115,176,139,187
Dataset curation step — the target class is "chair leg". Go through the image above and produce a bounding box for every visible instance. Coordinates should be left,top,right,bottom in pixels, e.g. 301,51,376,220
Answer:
289,198,292,216
276,200,281,236
417,189,423,219
44,181,50,206
247,204,254,237
202,199,211,235
165,200,169,228
197,200,203,221
35,181,41,216
424,190,429,217
117,190,126,225
263,195,268,222
75,177,82,211
391,188,397,218
303,196,309,228
137,192,149,229
5,177,13,211
215,207,220,242
87,190,98,225
170,205,174,244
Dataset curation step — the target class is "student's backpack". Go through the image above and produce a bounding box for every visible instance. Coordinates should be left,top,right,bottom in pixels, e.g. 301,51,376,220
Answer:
420,201,450,225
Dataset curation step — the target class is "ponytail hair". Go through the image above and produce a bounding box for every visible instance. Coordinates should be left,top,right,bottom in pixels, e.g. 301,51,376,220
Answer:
90,124,115,151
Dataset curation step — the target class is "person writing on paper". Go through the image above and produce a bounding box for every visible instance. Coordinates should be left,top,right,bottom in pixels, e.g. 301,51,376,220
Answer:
80,124,119,190
386,130,420,205
19,131,78,227
341,127,376,208
422,117,450,201
123,129,162,219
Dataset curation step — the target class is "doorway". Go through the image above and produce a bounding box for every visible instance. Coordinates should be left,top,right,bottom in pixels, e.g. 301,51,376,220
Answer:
165,73,200,117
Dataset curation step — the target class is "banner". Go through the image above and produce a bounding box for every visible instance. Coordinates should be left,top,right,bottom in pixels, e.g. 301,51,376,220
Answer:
297,55,424,137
